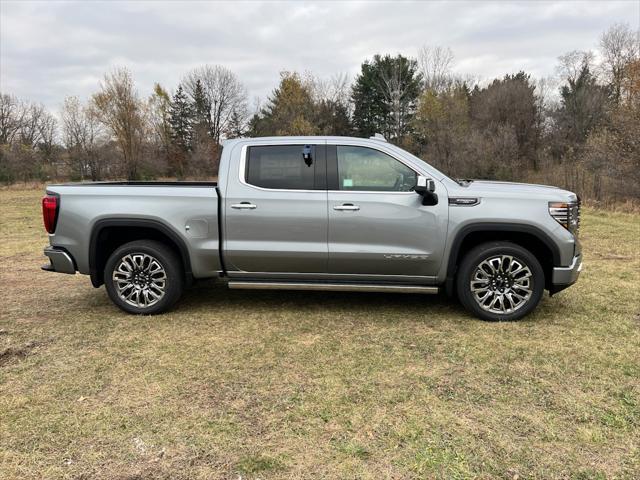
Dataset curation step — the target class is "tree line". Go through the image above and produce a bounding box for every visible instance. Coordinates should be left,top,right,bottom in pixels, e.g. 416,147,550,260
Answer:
0,23,638,204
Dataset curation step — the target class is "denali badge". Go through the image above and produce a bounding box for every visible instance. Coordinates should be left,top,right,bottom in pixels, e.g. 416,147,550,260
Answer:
384,254,430,260
449,197,480,206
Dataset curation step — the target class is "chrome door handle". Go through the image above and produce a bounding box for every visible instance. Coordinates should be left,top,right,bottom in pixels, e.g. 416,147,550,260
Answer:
231,202,257,210
333,204,360,211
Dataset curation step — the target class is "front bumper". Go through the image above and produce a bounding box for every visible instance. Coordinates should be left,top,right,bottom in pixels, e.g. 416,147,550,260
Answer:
42,246,76,274
550,254,582,294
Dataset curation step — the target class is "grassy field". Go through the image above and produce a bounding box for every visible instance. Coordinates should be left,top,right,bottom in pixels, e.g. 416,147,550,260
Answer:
0,187,638,479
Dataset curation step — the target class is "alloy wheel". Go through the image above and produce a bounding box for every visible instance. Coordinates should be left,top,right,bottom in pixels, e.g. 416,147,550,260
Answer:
470,255,533,314
112,253,167,308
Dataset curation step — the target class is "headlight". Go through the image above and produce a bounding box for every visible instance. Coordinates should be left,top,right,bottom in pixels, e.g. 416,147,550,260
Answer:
549,200,580,235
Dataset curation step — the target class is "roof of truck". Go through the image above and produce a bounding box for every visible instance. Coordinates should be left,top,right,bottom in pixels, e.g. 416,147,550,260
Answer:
221,135,388,146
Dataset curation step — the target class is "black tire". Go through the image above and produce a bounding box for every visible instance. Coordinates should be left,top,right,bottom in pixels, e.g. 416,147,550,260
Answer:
456,241,544,322
104,240,184,315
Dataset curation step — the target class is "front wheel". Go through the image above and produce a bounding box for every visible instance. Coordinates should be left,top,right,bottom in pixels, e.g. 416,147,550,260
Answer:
104,240,184,314
456,242,544,321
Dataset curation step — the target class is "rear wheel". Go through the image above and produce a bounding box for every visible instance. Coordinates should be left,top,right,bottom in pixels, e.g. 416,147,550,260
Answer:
456,242,544,321
104,240,183,314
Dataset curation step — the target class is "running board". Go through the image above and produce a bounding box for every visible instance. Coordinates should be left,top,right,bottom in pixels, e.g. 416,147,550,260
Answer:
227,281,439,294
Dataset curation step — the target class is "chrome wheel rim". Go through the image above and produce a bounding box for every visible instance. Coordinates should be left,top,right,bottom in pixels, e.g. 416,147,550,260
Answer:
470,255,533,315
112,253,167,308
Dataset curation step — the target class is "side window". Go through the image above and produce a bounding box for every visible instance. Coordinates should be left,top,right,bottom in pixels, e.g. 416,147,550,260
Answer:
246,145,316,190
337,146,417,192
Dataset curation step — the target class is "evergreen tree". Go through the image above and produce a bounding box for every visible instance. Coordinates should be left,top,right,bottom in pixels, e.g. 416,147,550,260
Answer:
168,84,193,178
192,79,212,138
351,54,422,143
226,107,247,138
169,85,193,151
557,63,612,144
351,60,388,138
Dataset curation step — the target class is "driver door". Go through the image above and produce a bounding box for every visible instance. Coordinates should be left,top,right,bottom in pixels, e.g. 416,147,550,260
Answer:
327,144,447,277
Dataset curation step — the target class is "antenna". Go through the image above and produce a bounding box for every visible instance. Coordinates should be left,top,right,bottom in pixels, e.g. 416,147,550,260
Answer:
370,133,387,142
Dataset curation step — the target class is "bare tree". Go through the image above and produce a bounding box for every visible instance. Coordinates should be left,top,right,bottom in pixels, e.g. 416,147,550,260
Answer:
0,96,59,181
182,65,248,145
91,68,147,180
62,96,106,180
300,72,352,136
37,109,57,162
148,83,172,160
309,72,351,109
471,72,540,169
0,95,56,151
599,23,640,103
414,87,470,174
418,45,455,93
0,93,25,144
61,96,86,177
18,102,47,147
330,73,351,106
534,76,557,137
556,50,595,84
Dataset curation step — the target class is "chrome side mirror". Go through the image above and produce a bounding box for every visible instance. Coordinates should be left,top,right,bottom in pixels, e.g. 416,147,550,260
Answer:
415,175,436,195
414,175,438,206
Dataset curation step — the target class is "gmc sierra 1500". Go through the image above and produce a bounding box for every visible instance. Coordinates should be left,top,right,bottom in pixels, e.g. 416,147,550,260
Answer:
41,135,582,321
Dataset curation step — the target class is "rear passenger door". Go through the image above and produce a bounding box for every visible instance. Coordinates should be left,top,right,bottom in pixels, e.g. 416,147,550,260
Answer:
224,143,328,274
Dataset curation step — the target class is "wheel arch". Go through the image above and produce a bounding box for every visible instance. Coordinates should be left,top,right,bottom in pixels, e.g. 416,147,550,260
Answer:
446,223,560,293
89,218,192,288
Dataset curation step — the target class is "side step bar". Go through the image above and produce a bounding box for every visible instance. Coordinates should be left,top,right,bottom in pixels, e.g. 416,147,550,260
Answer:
228,281,439,294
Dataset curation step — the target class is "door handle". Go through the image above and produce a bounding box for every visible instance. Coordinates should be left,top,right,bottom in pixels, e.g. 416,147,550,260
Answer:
333,204,360,211
231,202,257,210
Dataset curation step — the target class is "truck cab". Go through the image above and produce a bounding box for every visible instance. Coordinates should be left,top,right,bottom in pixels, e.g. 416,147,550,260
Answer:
220,136,448,281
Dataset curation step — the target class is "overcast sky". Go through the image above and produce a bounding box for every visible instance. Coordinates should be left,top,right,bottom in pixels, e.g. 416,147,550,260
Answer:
1,0,638,112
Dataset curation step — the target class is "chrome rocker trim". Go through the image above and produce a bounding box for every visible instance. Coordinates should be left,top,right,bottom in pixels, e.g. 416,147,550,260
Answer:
228,281,438,294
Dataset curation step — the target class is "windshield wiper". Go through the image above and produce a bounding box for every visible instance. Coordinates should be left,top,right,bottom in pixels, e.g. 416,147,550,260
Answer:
456,178,474,186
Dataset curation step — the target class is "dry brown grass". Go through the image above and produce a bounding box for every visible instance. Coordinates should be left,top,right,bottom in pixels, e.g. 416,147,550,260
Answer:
1,187,639,479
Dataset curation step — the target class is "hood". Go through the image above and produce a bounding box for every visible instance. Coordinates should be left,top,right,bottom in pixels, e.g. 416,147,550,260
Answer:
457,180,578,201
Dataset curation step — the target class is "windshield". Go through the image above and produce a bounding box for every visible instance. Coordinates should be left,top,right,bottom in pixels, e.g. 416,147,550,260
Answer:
401,149,459,184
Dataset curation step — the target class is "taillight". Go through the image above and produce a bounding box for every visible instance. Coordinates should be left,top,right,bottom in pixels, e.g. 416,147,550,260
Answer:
42,194,59,234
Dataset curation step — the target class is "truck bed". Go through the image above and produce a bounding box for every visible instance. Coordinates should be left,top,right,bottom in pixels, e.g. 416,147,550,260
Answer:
45,182,222,280
47,181,218,187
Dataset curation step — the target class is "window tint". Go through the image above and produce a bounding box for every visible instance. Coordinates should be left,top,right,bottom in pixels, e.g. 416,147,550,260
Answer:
337,146,417,191
246,145,316,190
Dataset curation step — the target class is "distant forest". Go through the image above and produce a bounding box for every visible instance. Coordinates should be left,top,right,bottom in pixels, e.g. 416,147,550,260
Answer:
1,23,638,205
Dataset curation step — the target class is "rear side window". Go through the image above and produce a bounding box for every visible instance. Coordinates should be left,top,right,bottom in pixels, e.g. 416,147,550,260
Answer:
246,145,316,190
337,145,417,191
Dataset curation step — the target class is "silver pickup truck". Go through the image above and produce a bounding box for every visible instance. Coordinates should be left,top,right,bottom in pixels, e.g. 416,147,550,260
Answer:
41,135,582,321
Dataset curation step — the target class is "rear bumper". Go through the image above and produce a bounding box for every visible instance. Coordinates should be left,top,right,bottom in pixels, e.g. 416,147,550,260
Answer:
42,246,76,274
550,254,582,294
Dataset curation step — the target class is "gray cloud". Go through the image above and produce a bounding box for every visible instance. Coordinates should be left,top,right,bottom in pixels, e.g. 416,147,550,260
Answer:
1,0,637,112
